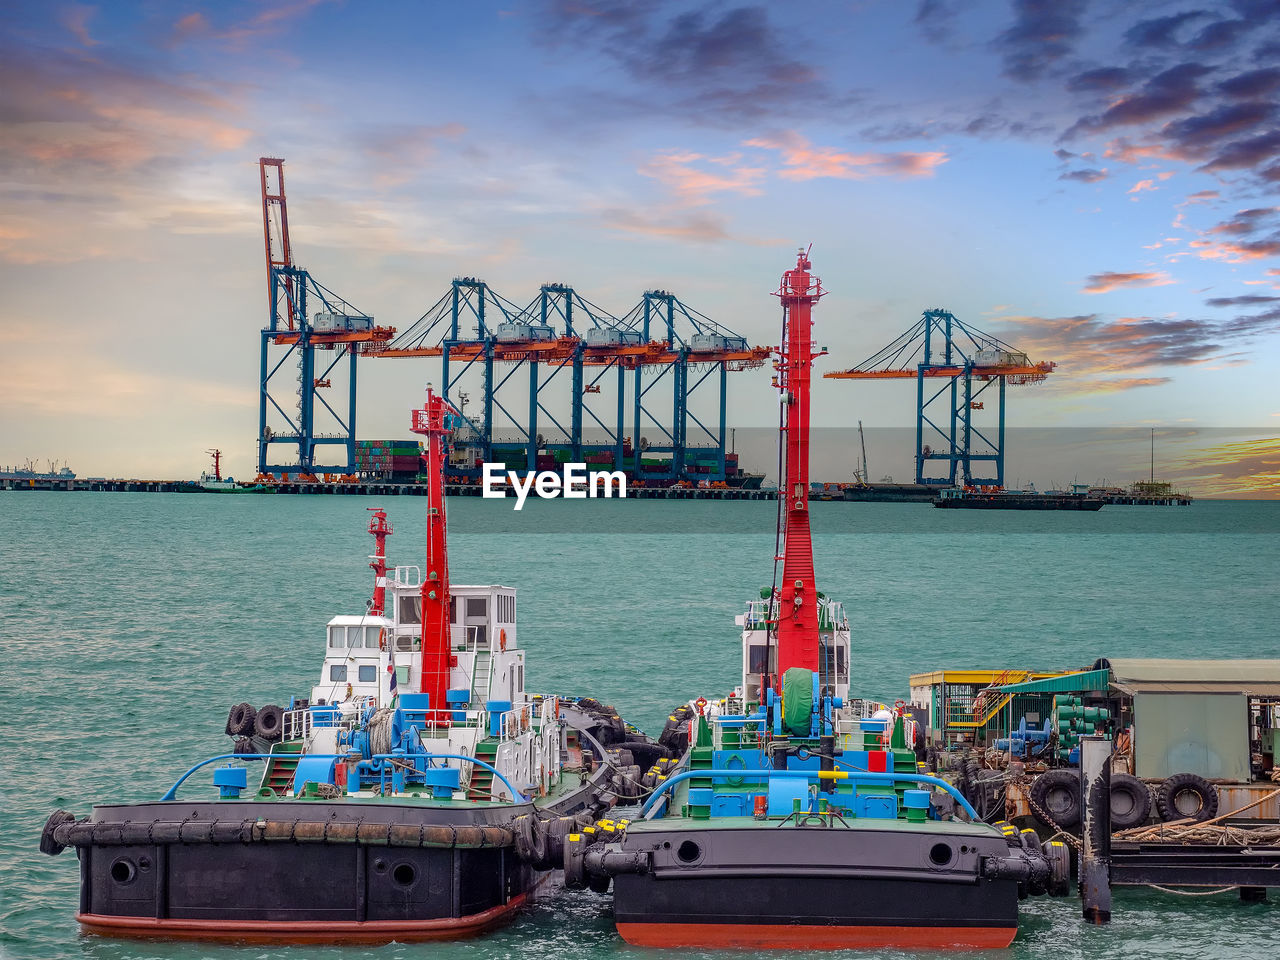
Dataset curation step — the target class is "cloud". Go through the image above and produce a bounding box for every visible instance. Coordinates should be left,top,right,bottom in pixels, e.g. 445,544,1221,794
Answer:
1066,63,1214,137
1160,100,1275,159
913,0,961,46
362,123,468,187
1188,207,1280,262
1204,294,1280,306
638,151,765,203
1182,189,1221,203
1066,67,1133,92
995,304,1280,381
1082,271,1175,294
1159,437,1280,498
1122,11,1211,49
744,131,947,181
599,206,729,243
168,0,332,49
1199,128,1280,173
1217,67,1280,98
60,4,99,47
1127,178,1157,194
994,0,1088,82
534,3,835,125
1083,377,1174,392
1060,167,1107,182
1189,18,1250,51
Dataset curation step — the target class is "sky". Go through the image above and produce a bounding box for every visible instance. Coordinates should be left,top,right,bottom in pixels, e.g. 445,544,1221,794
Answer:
1,0,1278,495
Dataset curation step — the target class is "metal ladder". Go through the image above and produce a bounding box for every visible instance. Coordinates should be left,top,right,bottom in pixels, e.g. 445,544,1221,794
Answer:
472,652,492,703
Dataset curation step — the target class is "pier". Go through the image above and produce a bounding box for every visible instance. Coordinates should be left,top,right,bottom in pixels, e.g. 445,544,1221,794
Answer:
0,476,775,500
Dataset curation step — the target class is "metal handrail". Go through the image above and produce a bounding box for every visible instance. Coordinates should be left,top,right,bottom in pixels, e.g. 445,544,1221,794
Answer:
639,768,980,820
160,752,529,803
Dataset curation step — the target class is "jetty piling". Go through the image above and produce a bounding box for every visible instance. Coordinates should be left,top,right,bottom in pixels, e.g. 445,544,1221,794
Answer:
1079,735,1113,924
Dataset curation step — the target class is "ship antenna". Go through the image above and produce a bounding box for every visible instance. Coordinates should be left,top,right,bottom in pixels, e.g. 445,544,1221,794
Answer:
366,507,392,616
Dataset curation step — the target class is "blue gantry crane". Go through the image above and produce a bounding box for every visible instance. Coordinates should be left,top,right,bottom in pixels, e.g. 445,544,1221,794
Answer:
825,309,1055,487
372,280,768,483
256,159,394,478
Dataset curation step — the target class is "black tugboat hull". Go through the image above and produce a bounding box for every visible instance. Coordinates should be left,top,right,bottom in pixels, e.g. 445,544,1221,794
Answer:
63,783,601,944
609,822,1021,949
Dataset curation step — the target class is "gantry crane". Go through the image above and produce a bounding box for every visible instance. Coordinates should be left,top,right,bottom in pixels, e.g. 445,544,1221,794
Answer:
825,309,1054,487
256,158,395,478
368,280,768,483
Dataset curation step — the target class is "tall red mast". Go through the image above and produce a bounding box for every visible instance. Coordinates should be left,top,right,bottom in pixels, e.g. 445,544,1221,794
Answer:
773,248,826,684
410,387,454,717
259,158,295,330
366,508,392,617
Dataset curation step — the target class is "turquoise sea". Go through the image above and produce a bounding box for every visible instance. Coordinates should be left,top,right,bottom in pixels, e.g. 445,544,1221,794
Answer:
3,493,1279,960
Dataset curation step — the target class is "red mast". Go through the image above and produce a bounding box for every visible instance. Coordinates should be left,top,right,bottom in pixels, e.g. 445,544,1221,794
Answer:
207,449,222,480
773,248,826,684
410,387,454,717
366,508,392,617
259,158,296,330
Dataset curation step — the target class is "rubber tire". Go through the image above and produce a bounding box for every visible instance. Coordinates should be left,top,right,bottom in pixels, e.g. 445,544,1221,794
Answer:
1030,769,1081,830
1156,773,1218,822
254,703,284,741
226,702,256,737
624,741,671,769
1109,772,1152,829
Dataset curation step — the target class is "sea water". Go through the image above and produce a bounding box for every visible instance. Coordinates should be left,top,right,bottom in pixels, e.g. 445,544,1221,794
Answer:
3,493,1278,959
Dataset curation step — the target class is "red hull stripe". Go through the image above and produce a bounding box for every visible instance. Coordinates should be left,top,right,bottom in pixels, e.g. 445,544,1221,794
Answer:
616,921,1017,950
77,895,526,945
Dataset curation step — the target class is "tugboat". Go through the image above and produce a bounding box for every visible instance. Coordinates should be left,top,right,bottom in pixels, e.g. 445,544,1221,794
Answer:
565,250,1070,949
40,389,635,943
188,448,266,493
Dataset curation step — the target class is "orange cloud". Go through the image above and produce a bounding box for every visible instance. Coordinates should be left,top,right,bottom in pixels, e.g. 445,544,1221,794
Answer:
1080,377,1172,392
1160,437,1280,499
61,4,99,47
1189,239,1280,262
1082,271,1175,294
601,206,729,243
638,152,765,204
1127,178,1156,194
744,131,947,181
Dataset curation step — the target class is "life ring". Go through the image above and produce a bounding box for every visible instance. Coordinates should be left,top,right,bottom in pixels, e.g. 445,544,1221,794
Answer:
499,628,507,652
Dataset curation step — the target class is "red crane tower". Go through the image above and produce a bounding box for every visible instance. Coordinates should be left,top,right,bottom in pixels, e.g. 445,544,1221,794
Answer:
410,387,455,719
772,248,827,683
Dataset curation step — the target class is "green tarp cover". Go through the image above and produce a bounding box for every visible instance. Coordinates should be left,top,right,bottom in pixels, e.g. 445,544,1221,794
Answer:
782,667,813,737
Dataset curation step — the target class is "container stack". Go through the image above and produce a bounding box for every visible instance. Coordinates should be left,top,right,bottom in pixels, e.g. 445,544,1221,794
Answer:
355,439,424,482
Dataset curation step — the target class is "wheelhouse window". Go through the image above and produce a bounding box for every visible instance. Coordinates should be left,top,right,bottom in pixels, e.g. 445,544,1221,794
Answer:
466,597,487,619
329,664,347,681
328,628,343,649
398,595,422,624
358,665,377,683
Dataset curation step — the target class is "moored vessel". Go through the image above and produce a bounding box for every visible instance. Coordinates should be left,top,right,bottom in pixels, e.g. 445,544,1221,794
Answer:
564,250,1069,949
933,486,1105,510
40,389,635,943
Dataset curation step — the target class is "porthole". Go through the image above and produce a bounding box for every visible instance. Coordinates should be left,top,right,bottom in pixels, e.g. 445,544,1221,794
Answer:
929,843,953,866
110,858,136,884
676,840,702,864
393,862,417,886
